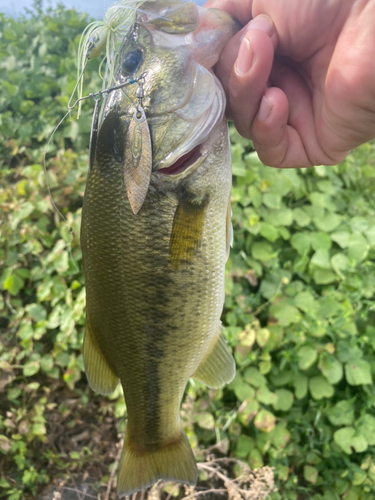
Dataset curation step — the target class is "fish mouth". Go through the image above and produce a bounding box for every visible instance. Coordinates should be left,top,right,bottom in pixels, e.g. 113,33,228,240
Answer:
153,71,226,179
157,144,202,177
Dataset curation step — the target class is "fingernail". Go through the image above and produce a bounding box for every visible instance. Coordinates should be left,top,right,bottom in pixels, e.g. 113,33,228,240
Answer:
235,38,253,76
258,96,272,121
240,14,274,41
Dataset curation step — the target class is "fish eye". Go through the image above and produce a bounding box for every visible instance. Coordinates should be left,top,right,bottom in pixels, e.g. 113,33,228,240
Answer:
123,49,144,74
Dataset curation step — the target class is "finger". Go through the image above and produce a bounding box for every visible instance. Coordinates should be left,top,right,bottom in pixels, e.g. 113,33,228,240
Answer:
225,29,274,138
252,87,312,168
215,14,277,80
252,61,342,168
215,14,277,125
204,0,254,26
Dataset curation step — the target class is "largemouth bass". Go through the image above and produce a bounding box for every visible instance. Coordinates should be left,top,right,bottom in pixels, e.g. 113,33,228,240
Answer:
81,1,238,496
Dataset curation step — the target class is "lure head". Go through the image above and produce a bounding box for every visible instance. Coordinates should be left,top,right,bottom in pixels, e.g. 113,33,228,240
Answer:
94,0,239,212
86,26,109,60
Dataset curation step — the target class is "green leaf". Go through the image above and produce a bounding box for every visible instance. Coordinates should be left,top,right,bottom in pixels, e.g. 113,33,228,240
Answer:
351,433,368,453
357,414,375,446
313,213,342,232
256,386,277,405
260,223,279,242
270,302,301,326
263,193,281,209
310,232,332,251
10,202,34,230
248,185,262,208
235,435,255,458
259,278,278,299
336,341,363,363
327,401,354,426
345,360,372,386
352,469,367,486
365,225,375,245
309,375,334,400
18,324,33,341
273,389,294,411
32,422,46,435
318,353,343,384
238,399,259,426
294,375,308,399
297,346,317,370
251,241,274,261
349,216,369,234
331,253,350,276
23,360,40,377
331,231,350,248
318,297,341,318
293,208,311,227
333,427,355,454
3,28,17,41
249,448,264,469
291,233,310,256
311,249,332,269
40,355,54,373
269,424,291,448
196,412,215,430
3,273,25,295
304,465,318,484
244,367,267,388
266,208,293,227
294,291,318,314
254,409,276,433
228,373,254,402
278,226,290,240
256,328,270,347
313,269,337,284
347,233,369,261
231,144,247,176
26,304,47,323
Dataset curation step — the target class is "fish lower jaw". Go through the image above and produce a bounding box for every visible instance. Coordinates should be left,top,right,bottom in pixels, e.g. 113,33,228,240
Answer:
154,118,226,181
156,144,206,179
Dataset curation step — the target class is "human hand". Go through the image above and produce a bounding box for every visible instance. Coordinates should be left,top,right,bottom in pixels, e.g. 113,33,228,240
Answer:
205,0,375,167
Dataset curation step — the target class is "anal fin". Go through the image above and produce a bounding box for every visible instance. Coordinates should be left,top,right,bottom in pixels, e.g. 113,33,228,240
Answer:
193,324,235,388
83,319,119,395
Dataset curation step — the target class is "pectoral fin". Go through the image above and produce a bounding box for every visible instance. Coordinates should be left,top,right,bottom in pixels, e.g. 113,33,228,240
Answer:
193,323,235,388
169,193,209,271
83,320,119,395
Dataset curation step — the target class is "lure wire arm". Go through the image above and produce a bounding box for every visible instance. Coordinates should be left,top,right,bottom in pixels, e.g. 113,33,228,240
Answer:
67,71,149,111
67,57,89,111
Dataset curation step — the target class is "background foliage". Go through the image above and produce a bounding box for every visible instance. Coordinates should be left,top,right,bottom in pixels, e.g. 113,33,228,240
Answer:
1,4,375,500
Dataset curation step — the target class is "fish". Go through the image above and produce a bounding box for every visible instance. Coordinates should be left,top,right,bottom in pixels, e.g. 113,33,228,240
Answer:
80,0,239,496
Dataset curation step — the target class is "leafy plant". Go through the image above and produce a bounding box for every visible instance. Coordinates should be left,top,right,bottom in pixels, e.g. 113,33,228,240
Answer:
1,3,375,500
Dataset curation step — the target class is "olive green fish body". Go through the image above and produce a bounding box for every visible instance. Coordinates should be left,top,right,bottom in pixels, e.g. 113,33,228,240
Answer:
81,1,239,496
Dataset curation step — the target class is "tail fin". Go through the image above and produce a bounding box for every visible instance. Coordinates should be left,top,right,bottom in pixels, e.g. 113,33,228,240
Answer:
117,428,198,497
